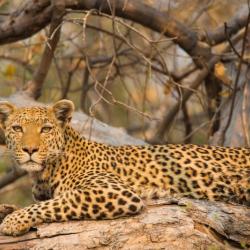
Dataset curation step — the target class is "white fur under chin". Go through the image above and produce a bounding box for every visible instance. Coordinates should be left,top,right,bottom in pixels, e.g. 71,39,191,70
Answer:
19,161,44,172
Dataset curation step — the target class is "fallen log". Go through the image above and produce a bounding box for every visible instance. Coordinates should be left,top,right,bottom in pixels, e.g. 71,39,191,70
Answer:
0,198,249,249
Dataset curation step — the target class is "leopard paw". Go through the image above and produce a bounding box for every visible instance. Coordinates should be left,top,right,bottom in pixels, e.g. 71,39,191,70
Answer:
0,211,31,236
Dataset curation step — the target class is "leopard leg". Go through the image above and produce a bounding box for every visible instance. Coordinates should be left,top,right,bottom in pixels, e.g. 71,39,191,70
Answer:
0,176,144,236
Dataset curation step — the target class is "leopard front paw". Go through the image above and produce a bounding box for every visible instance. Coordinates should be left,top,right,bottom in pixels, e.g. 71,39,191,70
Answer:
0,211,31,236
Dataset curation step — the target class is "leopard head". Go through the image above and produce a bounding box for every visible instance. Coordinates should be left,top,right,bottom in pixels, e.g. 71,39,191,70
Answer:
0,99,74,172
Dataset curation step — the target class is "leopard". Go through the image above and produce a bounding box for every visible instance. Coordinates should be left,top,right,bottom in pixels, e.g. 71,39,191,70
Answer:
0,99,249,236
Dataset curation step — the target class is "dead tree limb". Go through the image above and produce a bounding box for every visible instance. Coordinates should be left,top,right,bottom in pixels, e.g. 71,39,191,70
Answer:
201,6,248,45
0,0,205,67
22,0,65,99
0,0,198,56
0,198,249,249
0,1,248,68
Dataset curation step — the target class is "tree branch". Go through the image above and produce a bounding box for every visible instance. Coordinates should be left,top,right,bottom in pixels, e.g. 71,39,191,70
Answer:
218,8,250,145
201,6,248,45
0,198,249,249
22,0,65,99
150,56,219,144
0,0,206,67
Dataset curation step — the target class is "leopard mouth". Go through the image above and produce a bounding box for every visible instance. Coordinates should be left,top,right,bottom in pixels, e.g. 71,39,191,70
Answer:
19,160,44,172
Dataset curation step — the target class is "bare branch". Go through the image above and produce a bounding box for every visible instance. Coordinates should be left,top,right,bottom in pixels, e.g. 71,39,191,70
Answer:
201,6,248,45
224,23,249,64
181,103,192,143
219,8,250,144
61,58,82,99
0,0,52,45
22,0,65,99
80,63,91,113
0,0,208,67
150,55,220,144
241,77,250,146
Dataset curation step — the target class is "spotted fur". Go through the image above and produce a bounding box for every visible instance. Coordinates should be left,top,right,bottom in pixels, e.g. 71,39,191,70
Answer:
0,100,249,236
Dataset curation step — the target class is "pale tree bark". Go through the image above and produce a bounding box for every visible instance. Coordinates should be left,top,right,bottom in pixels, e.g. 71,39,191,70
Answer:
0,198,249,249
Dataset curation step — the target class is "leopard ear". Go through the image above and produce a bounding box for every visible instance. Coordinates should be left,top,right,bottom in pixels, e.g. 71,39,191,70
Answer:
0,101,16,128
52,99,74,125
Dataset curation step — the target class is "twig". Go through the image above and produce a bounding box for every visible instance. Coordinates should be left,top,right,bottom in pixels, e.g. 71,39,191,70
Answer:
79,16,155,121
89,56,116,116
182,103,192,143
150,55,220,144
80,62,91,112
62,58,82,99
224,23,248,64
241,67,250,146
220,6,250,145
82,9,95,46
53,57,65,93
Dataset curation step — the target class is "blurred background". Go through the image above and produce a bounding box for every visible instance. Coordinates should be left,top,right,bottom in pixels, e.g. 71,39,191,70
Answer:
0,0,249,206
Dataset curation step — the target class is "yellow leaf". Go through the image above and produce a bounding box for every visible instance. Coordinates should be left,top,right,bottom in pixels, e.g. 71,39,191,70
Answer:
29,34,46,56
146,87,157,102
31,44,43,54
4,64,16,79
214,62,225,77
214,62,232,85
219,90,230,97
37,33,46,43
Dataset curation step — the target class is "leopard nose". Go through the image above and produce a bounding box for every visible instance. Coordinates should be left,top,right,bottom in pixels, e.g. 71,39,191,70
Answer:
22,146,39,155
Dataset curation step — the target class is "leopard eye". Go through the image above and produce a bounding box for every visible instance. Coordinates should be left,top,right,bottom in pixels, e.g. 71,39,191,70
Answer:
12,125,23,133
41,126,52,133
